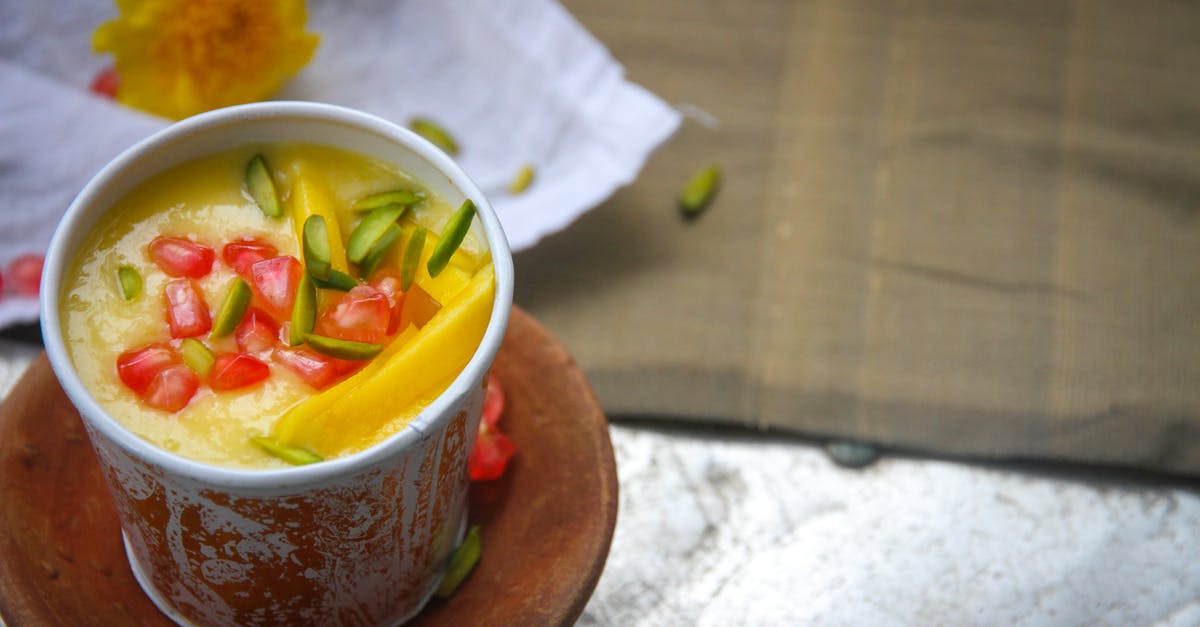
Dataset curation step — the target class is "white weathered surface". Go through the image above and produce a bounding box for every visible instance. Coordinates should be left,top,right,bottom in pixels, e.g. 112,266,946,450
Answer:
580,426,1200,626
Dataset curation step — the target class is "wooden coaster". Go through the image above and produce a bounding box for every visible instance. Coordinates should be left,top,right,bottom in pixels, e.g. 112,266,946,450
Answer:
0,307,617,626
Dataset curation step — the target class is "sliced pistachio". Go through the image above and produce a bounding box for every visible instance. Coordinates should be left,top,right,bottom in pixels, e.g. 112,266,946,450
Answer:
401,227,427,291
358,222,403,280
302,214,333,281
434,526,482,598
427,199,476,278
209,278,252,338
509,164,535,194
179,338,215,376
345,204,407,264
245,154,282,218
306,334,383,361
352,189,425,212
825,441,881,468
116,265,142,301
251,436,323,466
289,272,316,346
409,118,460,156
313,269,358,292
678,164,721,218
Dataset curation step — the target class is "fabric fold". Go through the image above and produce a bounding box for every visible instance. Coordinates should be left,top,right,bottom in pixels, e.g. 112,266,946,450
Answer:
0,0,680,328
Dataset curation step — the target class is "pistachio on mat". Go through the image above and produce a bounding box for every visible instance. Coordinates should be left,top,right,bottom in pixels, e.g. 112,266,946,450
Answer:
678,164,721,219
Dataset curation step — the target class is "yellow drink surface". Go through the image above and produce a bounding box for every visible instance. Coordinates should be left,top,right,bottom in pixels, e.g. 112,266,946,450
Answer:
61,144,493,469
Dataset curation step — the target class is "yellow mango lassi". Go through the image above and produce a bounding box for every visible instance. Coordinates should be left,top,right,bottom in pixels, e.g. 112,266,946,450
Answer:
61,143,494,469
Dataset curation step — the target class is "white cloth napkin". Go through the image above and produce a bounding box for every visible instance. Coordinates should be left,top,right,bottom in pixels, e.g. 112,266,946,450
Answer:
0,0,680,329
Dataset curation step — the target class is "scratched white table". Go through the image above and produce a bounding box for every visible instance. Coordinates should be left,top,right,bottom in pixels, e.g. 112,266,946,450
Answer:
2,337,1197,626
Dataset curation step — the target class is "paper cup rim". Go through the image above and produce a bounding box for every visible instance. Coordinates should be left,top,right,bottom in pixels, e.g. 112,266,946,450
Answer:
40,101,514,490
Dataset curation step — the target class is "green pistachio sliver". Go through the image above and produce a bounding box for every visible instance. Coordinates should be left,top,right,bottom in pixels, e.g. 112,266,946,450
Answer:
116,265,142,301
289,272,316,346
508,164,535,194
210,278,252,338
401,227,427,291
435,526,482,598
251,436,323,466
179,338,215,376
345,204,407,264
245,154,282,218
427,199,477,278
358,222,403,280
313,269,358,292
352,189,425,212
306,334,384,361
302,215,333,281
409,118,460,156
678,164,721,218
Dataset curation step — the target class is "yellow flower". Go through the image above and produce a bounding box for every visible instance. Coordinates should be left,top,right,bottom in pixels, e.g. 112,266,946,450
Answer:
93,0,319,120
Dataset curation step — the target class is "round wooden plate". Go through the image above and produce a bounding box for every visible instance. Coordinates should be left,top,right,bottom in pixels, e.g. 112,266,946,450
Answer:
0,307,617,626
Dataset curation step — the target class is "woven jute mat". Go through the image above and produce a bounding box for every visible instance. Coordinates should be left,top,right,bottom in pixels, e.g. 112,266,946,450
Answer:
520,0,1200,476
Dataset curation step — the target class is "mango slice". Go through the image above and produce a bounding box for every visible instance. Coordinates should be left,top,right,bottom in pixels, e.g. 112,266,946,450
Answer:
402,228,475,305
290,173,349,274
273,265,495,456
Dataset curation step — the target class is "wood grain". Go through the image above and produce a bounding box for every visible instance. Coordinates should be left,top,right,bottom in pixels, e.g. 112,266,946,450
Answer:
0,307,617,626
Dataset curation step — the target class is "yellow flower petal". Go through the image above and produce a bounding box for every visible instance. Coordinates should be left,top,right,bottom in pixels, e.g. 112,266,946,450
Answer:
93,0,319,119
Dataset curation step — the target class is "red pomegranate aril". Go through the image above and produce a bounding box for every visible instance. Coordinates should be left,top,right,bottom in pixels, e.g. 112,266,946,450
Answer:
469,423,516,481
275,347,341,390
116,343,181,396
482,373,505,428
148,236,214,279
250,256,302,320
369,272,406,334
7,253,44,296
164,279,211,338
316,285,391,344
89,66,119,99
143,365,200,413
236,307,280,353
208,353,271,391
333,358,365,377
223,238,278,278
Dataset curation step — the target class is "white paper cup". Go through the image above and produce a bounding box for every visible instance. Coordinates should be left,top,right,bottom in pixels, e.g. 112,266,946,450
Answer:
39,102,514,626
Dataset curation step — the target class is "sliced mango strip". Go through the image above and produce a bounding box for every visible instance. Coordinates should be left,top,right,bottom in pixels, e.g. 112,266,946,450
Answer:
273,265,495,456
290,172,349,274
403,208,486,271
415,233,472,305
380,227,473,304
